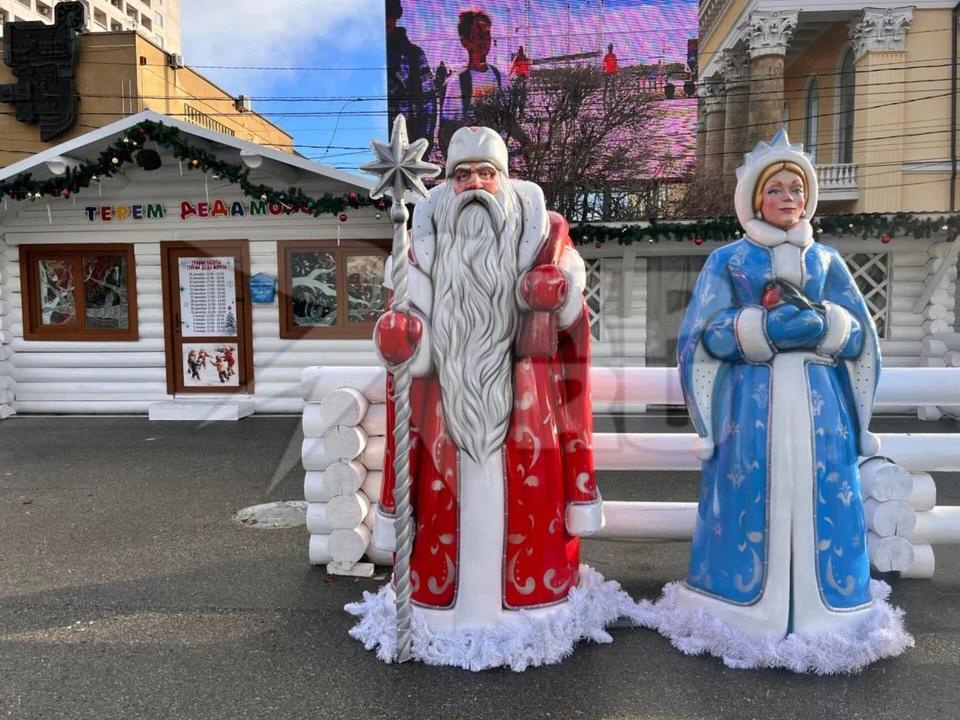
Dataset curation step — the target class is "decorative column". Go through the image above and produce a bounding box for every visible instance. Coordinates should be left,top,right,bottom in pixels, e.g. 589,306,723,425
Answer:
701,77,726,178
739,11,798,149
721,48,751,194
849,7,914,212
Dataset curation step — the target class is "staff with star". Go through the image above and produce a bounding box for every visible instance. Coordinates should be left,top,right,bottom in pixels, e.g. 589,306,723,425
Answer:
359,115,439,663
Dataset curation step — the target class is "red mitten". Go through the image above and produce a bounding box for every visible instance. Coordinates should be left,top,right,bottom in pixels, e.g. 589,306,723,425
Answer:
375,311,423,366
520,265,568,312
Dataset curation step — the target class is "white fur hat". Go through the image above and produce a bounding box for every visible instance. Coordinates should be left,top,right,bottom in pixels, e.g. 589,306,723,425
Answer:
733,129,819,229
445,126,509,178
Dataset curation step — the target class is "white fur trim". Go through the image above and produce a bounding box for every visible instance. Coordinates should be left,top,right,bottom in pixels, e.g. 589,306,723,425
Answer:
818,301,853,357
373,309,433,378
689,339,723,453
559,246,587,290
743,218,814,249
627,580,913,674
384,255,394,291
409,180,548,278
735,306,775,363
734,130,819,231
556,269,584,330
512,179,549,273
445,126,509,177
383,255,433,317
771,242,805,287
692,437,715,461
372,507,397,552
860,431,882,457
566,498,605,537
411,187,441,276
345,565,640,671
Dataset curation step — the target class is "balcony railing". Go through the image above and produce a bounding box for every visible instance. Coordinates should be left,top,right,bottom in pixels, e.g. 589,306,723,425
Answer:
816,163,858,201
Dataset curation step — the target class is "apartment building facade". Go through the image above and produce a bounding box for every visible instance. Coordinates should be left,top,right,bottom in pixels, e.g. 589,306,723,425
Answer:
0,0,179,53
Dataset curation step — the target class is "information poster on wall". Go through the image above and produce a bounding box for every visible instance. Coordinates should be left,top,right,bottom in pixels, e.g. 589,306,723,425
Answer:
182,343,240,387
178,257,237,337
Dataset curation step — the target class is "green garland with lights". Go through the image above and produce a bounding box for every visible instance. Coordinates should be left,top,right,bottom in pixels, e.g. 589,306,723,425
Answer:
2,120,957,239
0,119,385,217
572,211,960,246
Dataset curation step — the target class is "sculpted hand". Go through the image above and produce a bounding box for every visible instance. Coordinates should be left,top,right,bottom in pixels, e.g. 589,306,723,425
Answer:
765,305,825,351
375,311,423,366
520,265,568,312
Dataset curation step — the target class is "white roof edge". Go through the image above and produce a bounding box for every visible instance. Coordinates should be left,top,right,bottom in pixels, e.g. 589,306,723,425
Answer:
0,109,375,191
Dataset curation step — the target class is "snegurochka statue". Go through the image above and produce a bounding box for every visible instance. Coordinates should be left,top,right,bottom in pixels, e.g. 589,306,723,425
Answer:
642,130,913,672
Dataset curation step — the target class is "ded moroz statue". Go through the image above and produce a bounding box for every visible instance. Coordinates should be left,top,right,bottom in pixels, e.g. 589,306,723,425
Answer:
347,126,639,671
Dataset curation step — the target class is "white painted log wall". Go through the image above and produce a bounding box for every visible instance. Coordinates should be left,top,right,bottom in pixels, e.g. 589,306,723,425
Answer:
2,204,951,417
1,190,389,415
593,257,647,370
0,238,13,419
887,242,950,370
916,240,960,417
6,243,176,413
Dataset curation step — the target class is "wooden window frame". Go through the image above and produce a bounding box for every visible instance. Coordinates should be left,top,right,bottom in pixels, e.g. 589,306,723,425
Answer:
278,239,390,340
20,243,139,342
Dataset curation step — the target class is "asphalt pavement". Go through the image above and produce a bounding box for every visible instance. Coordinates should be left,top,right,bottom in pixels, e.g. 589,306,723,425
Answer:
1,414,959,720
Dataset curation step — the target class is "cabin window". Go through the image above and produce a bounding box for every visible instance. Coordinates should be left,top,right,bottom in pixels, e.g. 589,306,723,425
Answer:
278,240,389,339
20,244,138,341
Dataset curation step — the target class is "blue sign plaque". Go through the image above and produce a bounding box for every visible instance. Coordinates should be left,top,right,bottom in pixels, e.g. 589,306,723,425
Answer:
248,272,277,304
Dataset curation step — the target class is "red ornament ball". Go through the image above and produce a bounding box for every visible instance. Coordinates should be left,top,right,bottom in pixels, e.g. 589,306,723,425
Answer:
881,234,891,244
348,192,357,201
139,127,147,135
595,242,602,248
339,213,348,222
377,200,386,210
61,189,70,198
695,237,704,245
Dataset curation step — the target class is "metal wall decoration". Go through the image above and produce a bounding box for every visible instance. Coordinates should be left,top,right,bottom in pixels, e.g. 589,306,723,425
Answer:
0,1,85,142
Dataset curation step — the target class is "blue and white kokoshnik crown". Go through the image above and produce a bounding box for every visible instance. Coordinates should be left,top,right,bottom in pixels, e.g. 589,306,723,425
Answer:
733,129,819,229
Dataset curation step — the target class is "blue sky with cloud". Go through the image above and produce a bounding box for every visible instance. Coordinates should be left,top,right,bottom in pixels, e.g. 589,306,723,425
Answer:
181,0,388,177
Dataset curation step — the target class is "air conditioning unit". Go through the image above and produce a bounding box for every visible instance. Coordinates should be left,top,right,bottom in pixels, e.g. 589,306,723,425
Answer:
168,52,184,69
235,95,252,113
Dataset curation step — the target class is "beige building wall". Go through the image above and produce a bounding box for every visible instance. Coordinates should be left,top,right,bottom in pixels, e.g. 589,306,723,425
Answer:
0,32,293,168
0,0,180,53
783,23,848,165
712,8,959,214
700,0,752,64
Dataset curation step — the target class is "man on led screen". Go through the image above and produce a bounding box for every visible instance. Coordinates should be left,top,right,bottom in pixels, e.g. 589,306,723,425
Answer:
386,0,437,151
439,9,507,152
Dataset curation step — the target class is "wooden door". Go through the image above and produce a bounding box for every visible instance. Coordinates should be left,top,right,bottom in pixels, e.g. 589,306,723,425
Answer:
160,241,254,395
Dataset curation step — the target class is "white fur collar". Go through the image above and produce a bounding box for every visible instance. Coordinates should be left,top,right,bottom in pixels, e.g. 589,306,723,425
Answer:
743,218,814,248
410,179,548,277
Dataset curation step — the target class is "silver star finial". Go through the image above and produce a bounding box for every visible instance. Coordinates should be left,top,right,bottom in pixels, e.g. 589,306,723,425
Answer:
359,115,440,201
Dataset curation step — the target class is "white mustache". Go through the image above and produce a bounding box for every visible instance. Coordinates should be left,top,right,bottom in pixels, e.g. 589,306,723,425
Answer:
452,189,507,236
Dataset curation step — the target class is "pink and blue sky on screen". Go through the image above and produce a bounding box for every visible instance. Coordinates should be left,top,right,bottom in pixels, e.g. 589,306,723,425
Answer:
399,0,696,73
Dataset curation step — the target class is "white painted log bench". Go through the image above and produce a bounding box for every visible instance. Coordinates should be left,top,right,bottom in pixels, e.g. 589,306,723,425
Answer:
301,366,960,579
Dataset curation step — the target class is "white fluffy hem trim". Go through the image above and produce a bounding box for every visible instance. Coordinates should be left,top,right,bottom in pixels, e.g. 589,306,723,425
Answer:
344,565,638,672
625,579,914,675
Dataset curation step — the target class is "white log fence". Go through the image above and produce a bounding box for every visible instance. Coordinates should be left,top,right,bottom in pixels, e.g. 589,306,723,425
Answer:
920,333,960,420
301,366,960,578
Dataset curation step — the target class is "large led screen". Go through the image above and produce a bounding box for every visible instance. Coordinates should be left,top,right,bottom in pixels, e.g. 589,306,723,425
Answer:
385,0,698,179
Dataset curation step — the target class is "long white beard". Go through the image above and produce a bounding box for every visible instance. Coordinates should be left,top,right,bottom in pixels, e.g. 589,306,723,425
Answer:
432,186,522,463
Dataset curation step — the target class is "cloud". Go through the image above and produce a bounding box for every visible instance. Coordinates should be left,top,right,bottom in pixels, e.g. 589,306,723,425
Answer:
180,0,383,93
